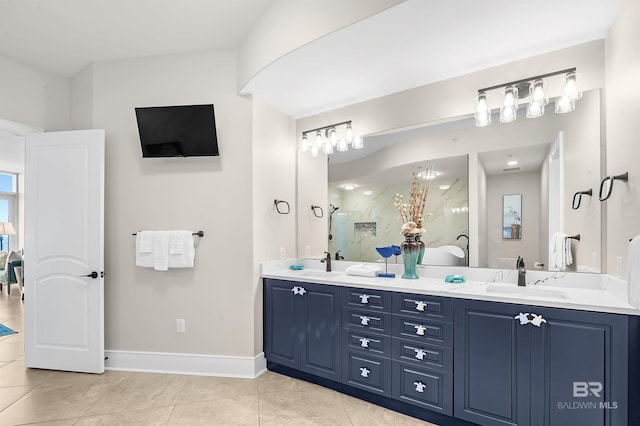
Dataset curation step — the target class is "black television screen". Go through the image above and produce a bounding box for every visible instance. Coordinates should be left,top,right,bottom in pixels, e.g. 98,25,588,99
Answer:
135,104,219,157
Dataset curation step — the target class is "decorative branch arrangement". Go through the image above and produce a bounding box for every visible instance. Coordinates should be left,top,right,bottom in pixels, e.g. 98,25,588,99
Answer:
394,165,432,235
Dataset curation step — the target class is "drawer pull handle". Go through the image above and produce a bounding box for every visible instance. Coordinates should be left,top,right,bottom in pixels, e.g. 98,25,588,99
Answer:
359,294,370,304
415,301,427,311
414,325,427,336
360,367,371,378
359,338,370,348
359,316,371,326
530,313,547,327
514,312,530,325
414,381,427,393
291,286,306,296
414,349,427,360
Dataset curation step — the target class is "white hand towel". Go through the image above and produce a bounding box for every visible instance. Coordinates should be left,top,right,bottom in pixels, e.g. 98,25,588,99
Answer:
137,231,153,253
153,231,170,271
169,230,187,254
346,264,381,277
550,232,571,270
168,231,195,268
135,231,154,268
627,235,640,308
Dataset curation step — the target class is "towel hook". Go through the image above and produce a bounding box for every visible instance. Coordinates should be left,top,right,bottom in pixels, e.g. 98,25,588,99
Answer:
599,172,628,201
566,234,581,241
274,199,290,215
571,189,592,210
311,205,324,218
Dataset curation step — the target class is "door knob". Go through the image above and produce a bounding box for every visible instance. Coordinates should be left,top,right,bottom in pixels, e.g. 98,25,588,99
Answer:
80,271,99,279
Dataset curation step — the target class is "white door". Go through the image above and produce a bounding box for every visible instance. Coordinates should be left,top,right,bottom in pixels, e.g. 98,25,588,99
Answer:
24,129,105,373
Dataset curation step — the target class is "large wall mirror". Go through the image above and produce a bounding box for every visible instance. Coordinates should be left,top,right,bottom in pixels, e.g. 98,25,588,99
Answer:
298,89,603,273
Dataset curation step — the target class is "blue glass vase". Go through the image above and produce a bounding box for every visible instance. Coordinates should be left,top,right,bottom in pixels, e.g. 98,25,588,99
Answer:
401,234,420,279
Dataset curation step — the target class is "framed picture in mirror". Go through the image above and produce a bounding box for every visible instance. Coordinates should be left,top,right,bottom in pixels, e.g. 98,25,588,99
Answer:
503,194,522,239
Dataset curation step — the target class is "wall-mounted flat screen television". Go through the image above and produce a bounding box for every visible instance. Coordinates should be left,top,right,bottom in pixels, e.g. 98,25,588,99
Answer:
135,104,219,157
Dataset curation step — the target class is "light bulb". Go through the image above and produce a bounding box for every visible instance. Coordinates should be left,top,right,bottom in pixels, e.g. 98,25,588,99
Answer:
323,139,333,154
300,134,309,152
475,92,491,127
563,72,582,102
310,144,319,157
329,128,337,146
336,138,348,152
315,130,323,149
555,94,575,114
345,123,354,144
352,136,363,149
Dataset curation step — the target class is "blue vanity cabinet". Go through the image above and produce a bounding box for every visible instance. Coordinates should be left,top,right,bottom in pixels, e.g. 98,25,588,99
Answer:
263,279,342,381
454,299,531,426
528,306,628,426
391,293,454,415
454,299,631,426
341,288,393,396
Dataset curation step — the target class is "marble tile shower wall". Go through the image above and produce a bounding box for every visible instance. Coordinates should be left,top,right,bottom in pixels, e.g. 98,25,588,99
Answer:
329,179,468,262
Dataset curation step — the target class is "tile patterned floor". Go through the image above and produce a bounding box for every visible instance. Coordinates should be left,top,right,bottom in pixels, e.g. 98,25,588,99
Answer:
0,290,435,425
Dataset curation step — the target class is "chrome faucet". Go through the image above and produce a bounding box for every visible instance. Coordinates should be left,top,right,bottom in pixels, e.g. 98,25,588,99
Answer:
335,250,344,261
517,256,526,287
321,251,332,272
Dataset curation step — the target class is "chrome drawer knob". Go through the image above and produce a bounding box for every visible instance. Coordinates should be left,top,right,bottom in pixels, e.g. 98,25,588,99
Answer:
360,316,371,326
414,325,427,336
359,338,370,348
514,312,530,325
414,349,427,360
360,367,371,378
414,381,427,393
359,294,370,304
415,301,427,311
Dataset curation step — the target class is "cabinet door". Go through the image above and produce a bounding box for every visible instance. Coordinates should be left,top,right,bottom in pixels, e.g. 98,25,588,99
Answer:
264,279,300,369
454,300,531,426
299,282,342,381
529,307,628,426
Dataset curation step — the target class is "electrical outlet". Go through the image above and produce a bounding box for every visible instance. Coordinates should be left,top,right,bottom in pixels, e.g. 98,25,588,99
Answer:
280,247,286,259
305,246,311,257
176,319,185,333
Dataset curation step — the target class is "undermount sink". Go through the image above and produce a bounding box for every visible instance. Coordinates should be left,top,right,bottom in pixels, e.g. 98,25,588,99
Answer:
485,285,569,300
298,270,344,279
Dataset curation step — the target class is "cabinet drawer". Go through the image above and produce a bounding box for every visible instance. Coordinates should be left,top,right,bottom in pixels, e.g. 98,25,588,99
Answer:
344,288,391,312
392,362,452,415
342,308,391,335
392,338,453,372
393,293,452,322
343,351,391,396
343,328,392,358
392,316,453,347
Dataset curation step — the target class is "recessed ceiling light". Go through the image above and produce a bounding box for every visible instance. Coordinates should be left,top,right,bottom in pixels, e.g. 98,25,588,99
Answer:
341,183,357,190
439,184,451,190
363,190,373,195
507,160,519,166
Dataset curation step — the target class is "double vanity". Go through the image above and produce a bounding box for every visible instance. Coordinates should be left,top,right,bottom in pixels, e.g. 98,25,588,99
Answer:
262,260,639,426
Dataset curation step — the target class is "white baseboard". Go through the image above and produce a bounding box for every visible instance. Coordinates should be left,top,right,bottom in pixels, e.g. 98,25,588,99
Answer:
105,350,266,378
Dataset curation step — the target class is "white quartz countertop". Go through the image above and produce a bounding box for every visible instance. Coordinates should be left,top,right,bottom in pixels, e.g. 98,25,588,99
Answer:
262,259,640,316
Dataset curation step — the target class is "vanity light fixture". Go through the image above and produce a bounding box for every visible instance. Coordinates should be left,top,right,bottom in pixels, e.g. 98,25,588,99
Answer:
475,67,580,127
300,120,362,156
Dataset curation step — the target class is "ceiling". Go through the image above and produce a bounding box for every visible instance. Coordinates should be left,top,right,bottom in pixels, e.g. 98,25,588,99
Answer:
0,0,624,119
0,0,277,77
